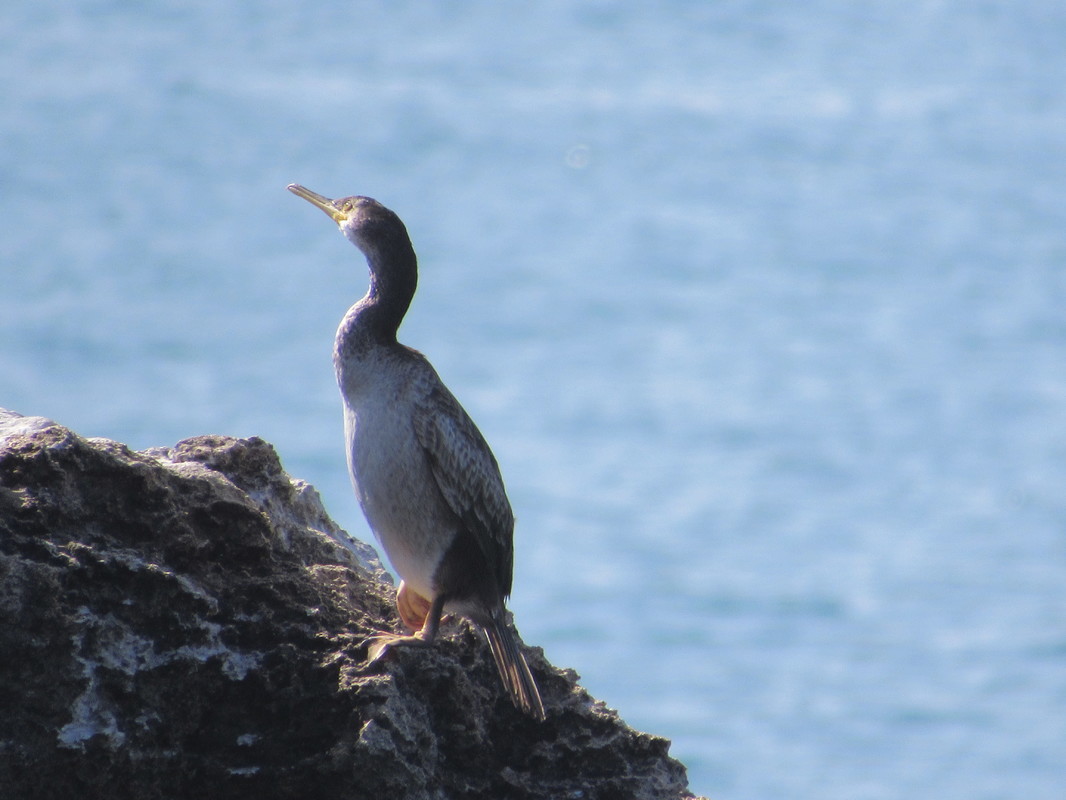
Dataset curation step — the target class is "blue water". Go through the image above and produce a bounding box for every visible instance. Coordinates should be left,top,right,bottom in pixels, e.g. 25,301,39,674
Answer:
3,2,1065,797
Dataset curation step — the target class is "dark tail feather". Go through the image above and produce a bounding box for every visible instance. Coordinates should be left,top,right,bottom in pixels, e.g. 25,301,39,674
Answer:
482,614,545,721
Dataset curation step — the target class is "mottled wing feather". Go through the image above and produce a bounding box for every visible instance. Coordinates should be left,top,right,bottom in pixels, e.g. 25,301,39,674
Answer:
412,377,515,596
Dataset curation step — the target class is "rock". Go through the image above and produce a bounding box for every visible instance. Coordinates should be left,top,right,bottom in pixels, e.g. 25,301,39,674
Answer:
0,409,702,800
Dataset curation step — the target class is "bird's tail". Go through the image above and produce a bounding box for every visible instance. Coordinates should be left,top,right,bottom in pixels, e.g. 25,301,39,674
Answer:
482,613,545,721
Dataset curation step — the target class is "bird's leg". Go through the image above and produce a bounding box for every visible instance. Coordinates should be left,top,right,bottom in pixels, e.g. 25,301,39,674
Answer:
395,580,432,631
367,592,445,663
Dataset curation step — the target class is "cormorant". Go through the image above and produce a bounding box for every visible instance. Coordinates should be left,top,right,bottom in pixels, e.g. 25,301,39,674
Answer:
287,184,544,720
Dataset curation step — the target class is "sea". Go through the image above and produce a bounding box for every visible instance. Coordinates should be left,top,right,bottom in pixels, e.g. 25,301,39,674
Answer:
2,2,1064,798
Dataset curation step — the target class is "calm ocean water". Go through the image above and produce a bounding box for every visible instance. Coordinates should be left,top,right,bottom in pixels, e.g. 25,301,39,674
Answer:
3,2,1065,797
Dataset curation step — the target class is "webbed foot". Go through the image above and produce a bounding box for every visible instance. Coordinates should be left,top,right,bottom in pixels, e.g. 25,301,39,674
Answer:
366,630,434,663
396,581,433,631
366,591,446,663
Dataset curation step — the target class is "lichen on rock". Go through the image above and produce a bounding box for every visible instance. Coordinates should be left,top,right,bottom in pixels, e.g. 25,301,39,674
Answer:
0,408,701,800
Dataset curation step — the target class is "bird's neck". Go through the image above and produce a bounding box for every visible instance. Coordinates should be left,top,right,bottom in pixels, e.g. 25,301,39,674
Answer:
337,245,418,352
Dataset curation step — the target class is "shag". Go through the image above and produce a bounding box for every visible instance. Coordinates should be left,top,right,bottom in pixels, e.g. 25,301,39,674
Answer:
287,184,544,720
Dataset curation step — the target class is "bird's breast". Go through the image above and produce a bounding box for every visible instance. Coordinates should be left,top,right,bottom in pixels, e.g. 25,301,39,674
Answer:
339,359,456,600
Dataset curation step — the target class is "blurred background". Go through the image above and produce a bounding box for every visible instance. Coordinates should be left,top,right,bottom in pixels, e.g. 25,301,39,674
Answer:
3,2,1065,797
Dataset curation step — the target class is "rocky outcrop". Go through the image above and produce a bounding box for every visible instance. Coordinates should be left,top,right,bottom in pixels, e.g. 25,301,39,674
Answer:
0,409,701,800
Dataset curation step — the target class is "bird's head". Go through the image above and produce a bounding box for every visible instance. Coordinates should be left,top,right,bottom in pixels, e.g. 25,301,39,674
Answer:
287,184,409,264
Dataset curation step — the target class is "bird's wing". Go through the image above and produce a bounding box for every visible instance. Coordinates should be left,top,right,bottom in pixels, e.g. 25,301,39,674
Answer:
412,376,515,596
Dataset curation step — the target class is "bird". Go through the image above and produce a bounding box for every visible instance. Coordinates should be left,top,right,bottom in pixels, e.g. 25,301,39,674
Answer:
287,184,545,720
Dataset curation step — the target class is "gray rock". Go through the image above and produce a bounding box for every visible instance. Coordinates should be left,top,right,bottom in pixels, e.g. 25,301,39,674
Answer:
0,409,702,800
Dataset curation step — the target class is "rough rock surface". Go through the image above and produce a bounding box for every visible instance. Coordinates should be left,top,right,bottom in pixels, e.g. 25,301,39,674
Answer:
0,409,701,800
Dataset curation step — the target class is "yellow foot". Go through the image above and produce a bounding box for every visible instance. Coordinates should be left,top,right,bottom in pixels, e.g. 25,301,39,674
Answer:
366,631,434,663
396,581,433,631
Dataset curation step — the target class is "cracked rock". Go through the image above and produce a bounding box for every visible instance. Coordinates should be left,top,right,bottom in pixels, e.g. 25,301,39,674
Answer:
0,409,701,800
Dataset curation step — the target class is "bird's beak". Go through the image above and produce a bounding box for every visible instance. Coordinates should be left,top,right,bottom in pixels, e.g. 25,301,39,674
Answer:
287,184,349,223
